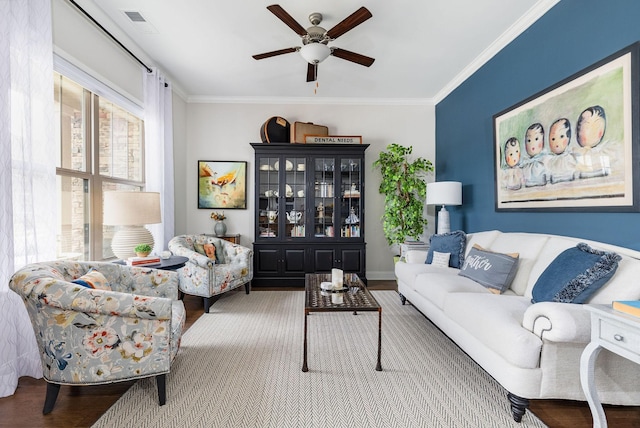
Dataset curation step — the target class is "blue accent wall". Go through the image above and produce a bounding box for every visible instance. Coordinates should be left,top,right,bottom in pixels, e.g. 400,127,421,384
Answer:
436,0,640,249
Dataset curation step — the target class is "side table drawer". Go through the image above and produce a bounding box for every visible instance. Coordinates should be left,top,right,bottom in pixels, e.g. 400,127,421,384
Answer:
599,318,640,351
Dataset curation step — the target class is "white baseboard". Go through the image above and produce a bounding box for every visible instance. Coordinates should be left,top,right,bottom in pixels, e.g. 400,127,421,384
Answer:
366,271,397,281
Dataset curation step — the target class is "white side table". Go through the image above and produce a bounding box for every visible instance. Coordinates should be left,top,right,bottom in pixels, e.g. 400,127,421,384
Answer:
580,304,640,428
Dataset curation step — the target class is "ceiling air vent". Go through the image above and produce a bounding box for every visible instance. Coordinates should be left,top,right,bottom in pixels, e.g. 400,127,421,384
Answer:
121,10,158,34
124,11,146,22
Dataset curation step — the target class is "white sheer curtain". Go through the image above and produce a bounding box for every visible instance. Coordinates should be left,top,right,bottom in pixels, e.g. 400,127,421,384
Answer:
143,68,175,252
0,0,56,397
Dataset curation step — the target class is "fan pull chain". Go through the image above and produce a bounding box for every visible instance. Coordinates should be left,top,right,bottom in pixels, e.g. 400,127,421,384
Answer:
314,81,319,95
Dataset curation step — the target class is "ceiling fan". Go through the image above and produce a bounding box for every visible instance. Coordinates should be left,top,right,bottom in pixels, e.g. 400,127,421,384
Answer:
252,4,375,82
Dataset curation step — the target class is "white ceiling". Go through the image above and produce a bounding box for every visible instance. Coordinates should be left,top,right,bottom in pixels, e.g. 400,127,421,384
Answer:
74,0,557,103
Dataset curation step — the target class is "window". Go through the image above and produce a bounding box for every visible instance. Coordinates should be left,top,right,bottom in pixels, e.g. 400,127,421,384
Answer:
54,67,144,261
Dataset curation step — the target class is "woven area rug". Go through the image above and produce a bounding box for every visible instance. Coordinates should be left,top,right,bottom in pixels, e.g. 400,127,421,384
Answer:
92,290,547,428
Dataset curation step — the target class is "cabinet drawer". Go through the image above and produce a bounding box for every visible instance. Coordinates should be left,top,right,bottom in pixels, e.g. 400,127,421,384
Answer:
599,318,640,351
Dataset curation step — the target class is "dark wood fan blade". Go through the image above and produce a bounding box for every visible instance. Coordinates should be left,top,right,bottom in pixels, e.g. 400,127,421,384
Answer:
267,4,307,37
325,7,372,40
331,48,375,67
253,47,297,60
306,63,317,82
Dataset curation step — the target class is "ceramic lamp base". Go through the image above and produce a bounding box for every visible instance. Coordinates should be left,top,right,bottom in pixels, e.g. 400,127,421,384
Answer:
111,226,154,260
437,206,450,235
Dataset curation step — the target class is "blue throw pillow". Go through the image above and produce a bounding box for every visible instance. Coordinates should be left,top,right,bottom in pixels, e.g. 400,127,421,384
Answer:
531,243,621,304
426,230,466,268
458,245,519,294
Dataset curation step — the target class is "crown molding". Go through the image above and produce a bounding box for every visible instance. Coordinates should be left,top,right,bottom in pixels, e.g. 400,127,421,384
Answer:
434,0,560,104
187,95,435,106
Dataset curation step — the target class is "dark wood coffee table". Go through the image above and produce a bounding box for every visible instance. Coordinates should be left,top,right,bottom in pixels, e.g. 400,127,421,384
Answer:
302,273,382,372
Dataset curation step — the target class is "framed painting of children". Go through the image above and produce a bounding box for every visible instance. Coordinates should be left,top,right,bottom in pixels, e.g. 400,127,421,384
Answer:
493,42,639,212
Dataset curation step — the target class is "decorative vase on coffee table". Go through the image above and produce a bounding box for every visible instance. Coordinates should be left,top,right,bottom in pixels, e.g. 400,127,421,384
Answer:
214,221,227,237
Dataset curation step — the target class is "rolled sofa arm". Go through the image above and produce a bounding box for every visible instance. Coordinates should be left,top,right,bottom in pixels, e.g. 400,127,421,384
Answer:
11,275,173,321
522,301,592,343
114,265,180,300
168,243,213,269
225,243,253,266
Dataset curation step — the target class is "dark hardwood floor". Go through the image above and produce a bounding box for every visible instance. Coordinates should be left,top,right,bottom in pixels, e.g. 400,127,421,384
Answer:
1,280,639,427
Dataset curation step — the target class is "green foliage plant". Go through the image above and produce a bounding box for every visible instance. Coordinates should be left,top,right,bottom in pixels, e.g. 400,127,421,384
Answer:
134,244,152,253
373,143,434,247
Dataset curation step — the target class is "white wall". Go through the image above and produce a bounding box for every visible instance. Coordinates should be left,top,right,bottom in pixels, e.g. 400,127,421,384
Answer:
182,102,435,279
172,96,189,234
51,0,436,279
52,0,143,103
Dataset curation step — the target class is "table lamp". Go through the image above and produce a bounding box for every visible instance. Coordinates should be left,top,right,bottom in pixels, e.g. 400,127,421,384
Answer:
103,191,161,260
426,181,462,234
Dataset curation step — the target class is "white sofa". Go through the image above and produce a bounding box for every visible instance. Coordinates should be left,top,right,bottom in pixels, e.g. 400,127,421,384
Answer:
395,230,640,422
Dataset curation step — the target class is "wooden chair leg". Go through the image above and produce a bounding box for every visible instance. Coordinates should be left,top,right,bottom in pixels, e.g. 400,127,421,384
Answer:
204,297,211,313
156,374,167,405
245,281,251,294
43,382,61,414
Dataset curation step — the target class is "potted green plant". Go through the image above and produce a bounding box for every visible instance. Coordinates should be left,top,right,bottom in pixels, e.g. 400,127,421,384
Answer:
373,143,434,250
134,243,152,257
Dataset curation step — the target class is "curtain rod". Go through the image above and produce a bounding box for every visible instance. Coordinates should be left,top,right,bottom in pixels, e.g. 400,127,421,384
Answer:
68,0,153,73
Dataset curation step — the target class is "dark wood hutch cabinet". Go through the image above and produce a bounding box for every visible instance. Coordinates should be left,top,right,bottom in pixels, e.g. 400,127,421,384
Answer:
251,143,368,287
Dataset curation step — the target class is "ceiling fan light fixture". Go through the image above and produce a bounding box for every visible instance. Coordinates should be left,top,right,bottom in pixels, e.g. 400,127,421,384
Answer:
300,43,331,64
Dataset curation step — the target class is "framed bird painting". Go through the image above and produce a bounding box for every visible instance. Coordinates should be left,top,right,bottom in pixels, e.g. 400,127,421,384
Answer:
198,160,248,209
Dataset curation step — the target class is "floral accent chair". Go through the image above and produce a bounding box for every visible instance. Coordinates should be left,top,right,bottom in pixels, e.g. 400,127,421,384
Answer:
9,261,186,414
168,235,253,313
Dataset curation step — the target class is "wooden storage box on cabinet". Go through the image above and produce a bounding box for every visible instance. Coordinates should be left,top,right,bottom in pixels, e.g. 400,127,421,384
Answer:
290,122,328,144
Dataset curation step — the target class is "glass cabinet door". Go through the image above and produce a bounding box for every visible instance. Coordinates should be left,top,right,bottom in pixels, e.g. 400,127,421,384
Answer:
313,157,335,238
256,148,364,243
284,156,306,238
340,158,361,238
258,156,280,238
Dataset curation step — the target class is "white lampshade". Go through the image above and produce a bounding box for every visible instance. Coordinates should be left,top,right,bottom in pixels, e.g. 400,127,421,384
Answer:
103,192,161,260
300,43,331,64
104,191,161,226
426,181,462,206
426,182,462,234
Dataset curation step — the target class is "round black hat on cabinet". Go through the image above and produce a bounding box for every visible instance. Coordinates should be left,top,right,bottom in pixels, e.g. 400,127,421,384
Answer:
260,116,290,143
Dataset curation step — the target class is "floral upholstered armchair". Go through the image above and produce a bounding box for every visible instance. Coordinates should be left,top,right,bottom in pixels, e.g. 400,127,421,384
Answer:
9,261,186,414
168,235,253,313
